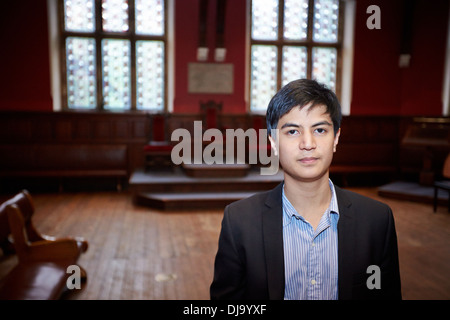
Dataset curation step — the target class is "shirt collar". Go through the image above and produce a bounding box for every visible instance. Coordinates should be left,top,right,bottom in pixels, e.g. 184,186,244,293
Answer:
282,179,339,227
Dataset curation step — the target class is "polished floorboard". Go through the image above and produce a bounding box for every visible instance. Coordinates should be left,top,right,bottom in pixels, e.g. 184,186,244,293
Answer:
1,186,449,300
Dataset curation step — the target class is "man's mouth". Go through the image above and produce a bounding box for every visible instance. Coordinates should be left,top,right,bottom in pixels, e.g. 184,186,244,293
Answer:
299,157,319,164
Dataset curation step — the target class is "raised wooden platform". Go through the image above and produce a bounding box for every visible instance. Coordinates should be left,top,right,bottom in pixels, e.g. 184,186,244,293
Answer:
378,181,449,207
182,163,250,178
135,191,259,211
129,166,284,210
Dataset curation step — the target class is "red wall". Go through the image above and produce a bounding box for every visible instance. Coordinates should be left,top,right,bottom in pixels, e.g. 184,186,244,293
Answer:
173,0,247,114
399,0,448,115
351,0,449,116
0,0,448,116
0,0,52,111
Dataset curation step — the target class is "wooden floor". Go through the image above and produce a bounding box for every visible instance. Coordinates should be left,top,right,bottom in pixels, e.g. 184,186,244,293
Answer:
1,186,449,300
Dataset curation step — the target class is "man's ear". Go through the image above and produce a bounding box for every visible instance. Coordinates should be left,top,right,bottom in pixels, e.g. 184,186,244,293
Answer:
333,128,341,153
268,135,278,157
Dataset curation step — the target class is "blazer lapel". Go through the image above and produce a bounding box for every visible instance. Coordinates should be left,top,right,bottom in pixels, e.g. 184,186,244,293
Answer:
262,182,285,300
335,186,356,300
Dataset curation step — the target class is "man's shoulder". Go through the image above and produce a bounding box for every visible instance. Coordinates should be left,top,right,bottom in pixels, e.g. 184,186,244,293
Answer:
338,187,389,208
225,183,282,216
227,188,274,211
336,186,393,220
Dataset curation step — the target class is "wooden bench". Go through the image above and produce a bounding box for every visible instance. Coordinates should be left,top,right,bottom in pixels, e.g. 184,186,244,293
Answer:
330,143,398,185
0,190,88,300
0,144,128,191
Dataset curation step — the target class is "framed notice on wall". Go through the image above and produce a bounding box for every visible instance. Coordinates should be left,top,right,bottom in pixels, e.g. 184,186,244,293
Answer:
188,63,234,94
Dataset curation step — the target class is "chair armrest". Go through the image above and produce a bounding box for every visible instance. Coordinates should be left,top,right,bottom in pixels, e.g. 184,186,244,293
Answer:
6,203,88,264
23,238,83,263
40,235,89,252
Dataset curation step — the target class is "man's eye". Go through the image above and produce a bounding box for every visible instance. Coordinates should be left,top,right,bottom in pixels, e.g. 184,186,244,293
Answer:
287,129,298,135
315,128,326,134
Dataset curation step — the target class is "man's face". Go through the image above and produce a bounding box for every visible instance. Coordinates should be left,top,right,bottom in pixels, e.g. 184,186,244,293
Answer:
270,103,340,183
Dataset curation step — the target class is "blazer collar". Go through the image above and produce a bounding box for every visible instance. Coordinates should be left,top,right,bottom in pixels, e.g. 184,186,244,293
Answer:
334,185,356,300
334,185,353,217
262,182,285,300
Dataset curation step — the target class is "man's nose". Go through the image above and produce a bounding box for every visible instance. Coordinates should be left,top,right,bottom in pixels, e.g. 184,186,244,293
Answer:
299,131,316,150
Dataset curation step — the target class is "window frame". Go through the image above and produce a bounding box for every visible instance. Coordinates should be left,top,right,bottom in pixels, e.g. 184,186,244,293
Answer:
248,0,345,112
58,0,168,112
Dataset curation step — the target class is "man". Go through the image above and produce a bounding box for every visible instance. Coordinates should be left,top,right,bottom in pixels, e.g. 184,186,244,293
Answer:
210,79,401,300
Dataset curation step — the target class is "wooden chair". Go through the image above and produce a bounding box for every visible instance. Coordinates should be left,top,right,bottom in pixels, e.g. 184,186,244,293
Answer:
1,190,88,273
0,190,89,299
201,100,222,131
433,152,450,212
0,201,14,255
143,113,173,170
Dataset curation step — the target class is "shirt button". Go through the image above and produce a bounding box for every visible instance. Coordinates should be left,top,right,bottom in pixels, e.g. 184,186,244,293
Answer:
311,242,315,247
311,279,316,285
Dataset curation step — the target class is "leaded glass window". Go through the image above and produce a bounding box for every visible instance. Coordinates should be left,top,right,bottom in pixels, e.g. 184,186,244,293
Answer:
66,37,97,108
250,45,278,111
250,0,343,112
61,0,167,111
101,39,131,109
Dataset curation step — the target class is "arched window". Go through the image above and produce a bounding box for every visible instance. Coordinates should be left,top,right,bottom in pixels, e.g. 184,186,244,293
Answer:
249,0,344,112
60,0,167,111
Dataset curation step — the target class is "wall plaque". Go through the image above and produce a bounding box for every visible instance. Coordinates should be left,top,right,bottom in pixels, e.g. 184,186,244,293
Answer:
188,63,233,94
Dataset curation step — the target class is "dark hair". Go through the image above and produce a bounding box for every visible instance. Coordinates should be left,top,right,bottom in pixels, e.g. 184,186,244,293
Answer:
266,79,342,135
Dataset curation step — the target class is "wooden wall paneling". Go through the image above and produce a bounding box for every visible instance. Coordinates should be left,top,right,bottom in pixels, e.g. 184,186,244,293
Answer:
333,143,397,166
73,119,92,140
340,116,399,143
128,143,146,172
0,111,151,190
32,119,53,141
0,119,9,143
9,118,33,142
132,119,148,140
113,121,130,140
167,114,202,136
93,121,112,141
0,144,35,169
219,114,251,131
54,120,73,141
0,111,447,190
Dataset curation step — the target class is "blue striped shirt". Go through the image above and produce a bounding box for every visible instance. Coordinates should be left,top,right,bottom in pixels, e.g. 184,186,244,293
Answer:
282,180,339,300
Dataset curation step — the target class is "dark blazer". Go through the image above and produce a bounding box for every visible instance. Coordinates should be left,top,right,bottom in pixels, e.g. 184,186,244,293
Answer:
210,182,402,300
